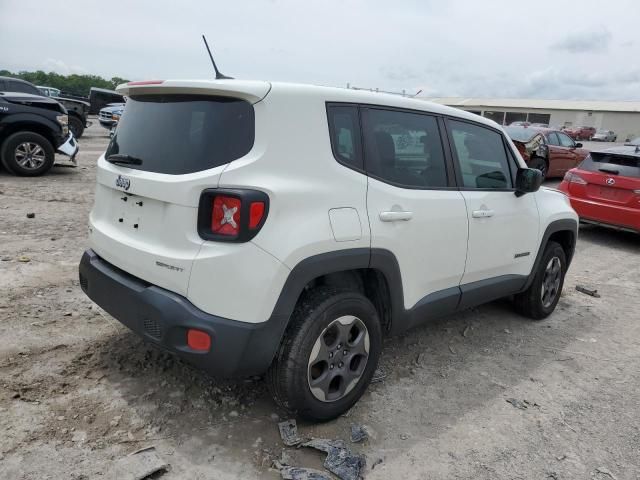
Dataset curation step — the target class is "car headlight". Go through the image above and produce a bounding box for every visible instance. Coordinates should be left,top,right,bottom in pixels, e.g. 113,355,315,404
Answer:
56,114,69,135
112,113,121,121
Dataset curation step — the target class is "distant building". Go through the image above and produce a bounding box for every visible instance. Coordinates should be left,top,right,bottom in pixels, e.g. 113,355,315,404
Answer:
424,97,640,141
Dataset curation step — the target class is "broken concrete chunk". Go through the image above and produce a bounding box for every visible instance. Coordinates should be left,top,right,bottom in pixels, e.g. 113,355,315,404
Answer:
302,438,366,480
278,419,303,446
274,461,333,480
105,447,169,480
350,424,373,443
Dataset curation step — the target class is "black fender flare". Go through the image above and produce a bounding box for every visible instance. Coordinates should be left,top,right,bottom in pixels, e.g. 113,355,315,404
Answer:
521,218,578,291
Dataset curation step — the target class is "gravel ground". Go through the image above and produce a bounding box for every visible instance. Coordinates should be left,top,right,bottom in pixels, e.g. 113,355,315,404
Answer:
1,121,639,479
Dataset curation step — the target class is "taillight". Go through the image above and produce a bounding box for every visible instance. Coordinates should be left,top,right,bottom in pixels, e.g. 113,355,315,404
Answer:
564,171,587,185
198,189,269,242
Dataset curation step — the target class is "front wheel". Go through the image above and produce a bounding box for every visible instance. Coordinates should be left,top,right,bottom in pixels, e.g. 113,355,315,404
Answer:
1,132,55,176
514,241,567,320
267,288,382,421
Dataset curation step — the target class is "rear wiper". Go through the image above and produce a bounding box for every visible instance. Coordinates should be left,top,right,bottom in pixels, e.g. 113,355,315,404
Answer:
106,154,143,166
598,167,619,175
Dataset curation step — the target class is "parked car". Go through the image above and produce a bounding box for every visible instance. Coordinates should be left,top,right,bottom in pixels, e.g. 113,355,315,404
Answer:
98,103,125,131
79,79,577,420
564,126,596,141
89,87,126,114
625,136,640,146
0,91,78,175
0,77,91,138
505,126,589,178
37,86,61,97
558,146,640,233
591,130,617,142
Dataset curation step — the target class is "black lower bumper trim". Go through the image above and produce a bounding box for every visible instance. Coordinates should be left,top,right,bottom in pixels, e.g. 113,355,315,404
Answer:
78,249,286,377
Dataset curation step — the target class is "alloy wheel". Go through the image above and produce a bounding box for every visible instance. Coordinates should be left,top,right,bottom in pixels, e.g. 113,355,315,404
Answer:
307,315,370,402
541,257,562,308
15,142,46,170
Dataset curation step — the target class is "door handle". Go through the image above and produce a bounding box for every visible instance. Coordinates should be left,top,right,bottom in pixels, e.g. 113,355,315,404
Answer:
379,211,413,222
472,209,494,218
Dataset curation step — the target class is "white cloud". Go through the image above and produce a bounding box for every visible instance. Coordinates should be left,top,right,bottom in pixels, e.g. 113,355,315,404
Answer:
552,27,612,54
42,58,88,75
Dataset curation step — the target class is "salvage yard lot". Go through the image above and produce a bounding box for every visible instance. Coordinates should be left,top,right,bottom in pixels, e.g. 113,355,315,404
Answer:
1,122,639,479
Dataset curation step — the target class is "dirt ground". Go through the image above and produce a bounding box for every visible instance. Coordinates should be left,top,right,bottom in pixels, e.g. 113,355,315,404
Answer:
1,122,639,480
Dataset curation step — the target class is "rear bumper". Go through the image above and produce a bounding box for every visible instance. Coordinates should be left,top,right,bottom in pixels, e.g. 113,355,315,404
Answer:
568,196,640,233
78,249,286,377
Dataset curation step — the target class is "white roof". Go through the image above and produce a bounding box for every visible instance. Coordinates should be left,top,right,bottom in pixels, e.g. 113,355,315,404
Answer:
423,97,640,113
116,80,501,129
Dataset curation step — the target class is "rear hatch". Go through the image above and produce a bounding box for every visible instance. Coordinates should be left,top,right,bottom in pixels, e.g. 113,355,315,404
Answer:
89,80,269,296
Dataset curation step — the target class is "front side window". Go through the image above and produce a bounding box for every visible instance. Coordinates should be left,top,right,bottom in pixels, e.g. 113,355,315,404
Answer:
546,132,560,146
449,120,513,189
557,132,575,148
362,108,448,188
106,95,254,175
327,105,362,170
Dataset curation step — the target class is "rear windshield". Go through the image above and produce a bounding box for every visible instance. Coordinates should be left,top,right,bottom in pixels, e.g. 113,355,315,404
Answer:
580,152,640,178
106,94,254,174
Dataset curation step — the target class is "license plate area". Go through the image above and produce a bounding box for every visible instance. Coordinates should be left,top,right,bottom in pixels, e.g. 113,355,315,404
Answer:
587,185,631,203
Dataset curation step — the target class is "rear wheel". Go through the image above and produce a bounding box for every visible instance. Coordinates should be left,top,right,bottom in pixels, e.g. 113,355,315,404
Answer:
68,116,84,139
514,241,567,320
267,288,382,421
1,132,55,176
529,156,547,179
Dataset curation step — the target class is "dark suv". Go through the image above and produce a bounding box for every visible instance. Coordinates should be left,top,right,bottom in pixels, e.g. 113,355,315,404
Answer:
0,91,78,176
0,77,91,138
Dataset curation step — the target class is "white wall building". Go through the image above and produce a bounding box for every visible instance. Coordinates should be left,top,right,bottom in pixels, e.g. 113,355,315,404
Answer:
425,97,640,141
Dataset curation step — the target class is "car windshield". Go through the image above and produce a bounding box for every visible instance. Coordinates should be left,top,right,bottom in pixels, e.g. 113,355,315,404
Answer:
504,126,537,142
106,94,255,174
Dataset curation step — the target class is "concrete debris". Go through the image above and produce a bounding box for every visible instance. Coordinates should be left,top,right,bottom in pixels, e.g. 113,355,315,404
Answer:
278,419,303,446
350,424,373,443
505,398,539,410
26,213,35,218
273,461,333,480
302,438,366,480
595,467,618,479
105,446,169,480
576,285,601,298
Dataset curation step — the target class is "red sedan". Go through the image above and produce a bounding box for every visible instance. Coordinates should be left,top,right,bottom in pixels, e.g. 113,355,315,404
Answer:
558,146,640,233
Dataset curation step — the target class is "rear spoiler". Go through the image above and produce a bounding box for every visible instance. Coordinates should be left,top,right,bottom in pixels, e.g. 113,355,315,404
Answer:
116,79,272,104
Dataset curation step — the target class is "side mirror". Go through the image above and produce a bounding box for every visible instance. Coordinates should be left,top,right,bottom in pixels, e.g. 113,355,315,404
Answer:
574,142,582,148
515,168,542,197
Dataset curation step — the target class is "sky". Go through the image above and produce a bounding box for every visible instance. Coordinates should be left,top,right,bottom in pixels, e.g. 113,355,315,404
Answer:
1,0,639,100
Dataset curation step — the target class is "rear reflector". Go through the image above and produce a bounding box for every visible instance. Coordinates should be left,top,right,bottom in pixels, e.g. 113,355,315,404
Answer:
249,202,265,229
127,80,165,86
187,329,211,352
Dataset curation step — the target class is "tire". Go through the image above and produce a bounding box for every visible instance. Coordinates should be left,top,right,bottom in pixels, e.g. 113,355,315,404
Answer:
0,132,55,176
68,116,84,139
514,241,567,320
267,287,382,421
529,156,547,179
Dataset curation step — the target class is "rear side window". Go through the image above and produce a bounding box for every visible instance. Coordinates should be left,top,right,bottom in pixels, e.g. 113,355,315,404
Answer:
327,105,363,170
106,95,254,174
448,120,513,189
362,108,448,188
581,152,640,178
8,80,40,95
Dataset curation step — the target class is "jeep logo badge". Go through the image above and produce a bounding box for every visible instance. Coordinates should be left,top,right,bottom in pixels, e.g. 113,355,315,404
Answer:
115,175,131,190
606,177,615,185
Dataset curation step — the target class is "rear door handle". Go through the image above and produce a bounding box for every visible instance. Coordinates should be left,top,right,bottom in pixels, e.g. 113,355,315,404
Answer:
472,209,494,218
379,211,413,222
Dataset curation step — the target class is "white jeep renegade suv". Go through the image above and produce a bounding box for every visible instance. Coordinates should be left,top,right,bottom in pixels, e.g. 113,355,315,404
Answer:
79,79,578,420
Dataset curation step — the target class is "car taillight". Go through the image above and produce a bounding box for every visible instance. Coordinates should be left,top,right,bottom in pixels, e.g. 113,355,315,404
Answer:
198,189,269,242
564,171,587,185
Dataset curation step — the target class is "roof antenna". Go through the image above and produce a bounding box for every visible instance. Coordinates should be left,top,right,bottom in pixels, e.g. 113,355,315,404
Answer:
202,35,233,80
